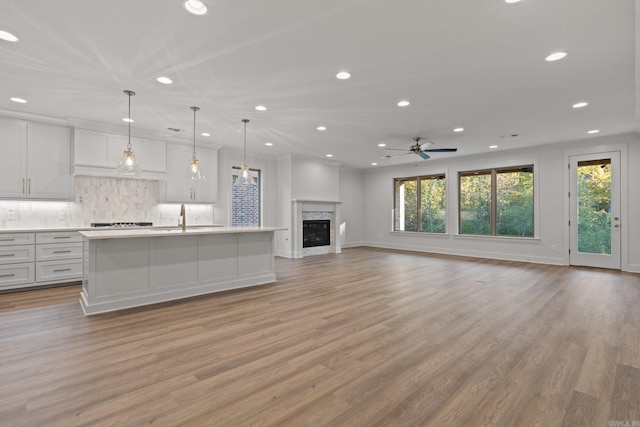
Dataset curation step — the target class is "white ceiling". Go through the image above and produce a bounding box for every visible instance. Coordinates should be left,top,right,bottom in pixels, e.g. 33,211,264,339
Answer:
0,0,636,169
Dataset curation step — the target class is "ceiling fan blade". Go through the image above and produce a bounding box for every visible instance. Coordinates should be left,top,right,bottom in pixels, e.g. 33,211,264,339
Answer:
383,147,410,151
418,152,431,160
424,148,457,152
383,153,413,159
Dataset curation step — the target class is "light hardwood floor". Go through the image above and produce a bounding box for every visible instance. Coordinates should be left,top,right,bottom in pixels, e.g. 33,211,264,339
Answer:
0,247,639,426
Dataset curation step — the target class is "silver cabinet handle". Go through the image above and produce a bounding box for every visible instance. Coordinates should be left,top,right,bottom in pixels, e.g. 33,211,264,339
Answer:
53,250,72,254
22,178,25,194
0,273,15,278
53,236,71,239
0,238,16,242
53,268,72,273
0,254,15,257
28,178,31,194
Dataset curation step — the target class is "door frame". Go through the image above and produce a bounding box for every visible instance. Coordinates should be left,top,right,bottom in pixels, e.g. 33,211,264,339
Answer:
563,142,629,270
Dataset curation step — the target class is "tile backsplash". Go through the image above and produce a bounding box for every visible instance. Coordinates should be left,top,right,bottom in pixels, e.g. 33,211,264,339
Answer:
0,176,215,228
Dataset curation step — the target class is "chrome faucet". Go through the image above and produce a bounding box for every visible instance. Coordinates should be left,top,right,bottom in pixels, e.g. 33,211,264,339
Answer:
179,204,186,229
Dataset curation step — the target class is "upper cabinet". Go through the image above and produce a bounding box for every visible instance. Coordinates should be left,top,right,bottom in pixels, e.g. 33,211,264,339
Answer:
163,143,218,203
73,129,167,180
0,117,71,200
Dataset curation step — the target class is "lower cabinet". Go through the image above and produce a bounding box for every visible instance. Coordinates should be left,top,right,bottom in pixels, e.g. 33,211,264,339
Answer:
0,231,83,291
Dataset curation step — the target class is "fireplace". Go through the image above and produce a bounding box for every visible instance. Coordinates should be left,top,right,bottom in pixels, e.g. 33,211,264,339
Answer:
303,220,330,248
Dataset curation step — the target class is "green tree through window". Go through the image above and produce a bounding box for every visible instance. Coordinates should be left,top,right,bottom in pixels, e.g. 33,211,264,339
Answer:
459,166,534,237
394,174,446,233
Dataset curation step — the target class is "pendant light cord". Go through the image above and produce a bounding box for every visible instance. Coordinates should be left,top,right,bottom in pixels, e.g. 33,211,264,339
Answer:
191,106,199,158
242,119,249,164
124,90,135,151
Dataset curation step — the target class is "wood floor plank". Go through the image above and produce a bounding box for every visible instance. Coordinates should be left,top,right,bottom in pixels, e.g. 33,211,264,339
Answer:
0,247,638,426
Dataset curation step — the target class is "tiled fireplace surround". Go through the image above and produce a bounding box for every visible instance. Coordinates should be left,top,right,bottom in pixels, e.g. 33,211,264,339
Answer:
291,200,342,258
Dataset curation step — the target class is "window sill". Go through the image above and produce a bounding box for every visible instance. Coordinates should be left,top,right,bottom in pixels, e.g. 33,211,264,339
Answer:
389,231,450,237
453,234,540,243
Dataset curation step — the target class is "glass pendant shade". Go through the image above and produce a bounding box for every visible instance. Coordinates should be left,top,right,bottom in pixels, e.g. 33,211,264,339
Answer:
185,106,206,181
235,119,256,185
115,90,142,177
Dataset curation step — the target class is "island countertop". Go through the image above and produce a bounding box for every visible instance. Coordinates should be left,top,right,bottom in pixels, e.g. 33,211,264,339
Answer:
79,226,287,240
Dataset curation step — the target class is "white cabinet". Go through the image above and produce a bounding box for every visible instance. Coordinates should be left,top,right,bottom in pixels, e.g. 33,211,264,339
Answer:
73,129,167,180
0,117,71,200
0,231,82,291
164,143,218,203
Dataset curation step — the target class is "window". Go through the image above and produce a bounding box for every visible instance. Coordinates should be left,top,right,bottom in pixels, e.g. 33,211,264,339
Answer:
231,167,261,226
459,166,533,237
394,174,446,233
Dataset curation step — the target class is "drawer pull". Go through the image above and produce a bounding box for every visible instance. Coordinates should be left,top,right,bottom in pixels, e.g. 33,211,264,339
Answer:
53,236,72,239
0,238,16,242
53,268,72,273
0,254,16,257
0,273,16,278
53,250,72,254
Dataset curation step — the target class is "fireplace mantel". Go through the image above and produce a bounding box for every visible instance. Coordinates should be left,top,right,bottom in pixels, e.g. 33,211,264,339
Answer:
291,200,342,258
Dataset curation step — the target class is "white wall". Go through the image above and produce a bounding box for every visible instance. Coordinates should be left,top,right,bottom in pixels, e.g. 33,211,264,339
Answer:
339,167,365,247
361,133,640,272
290,155,340,201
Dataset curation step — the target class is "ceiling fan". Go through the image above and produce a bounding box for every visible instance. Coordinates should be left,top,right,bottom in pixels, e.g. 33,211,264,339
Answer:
382,137,458,160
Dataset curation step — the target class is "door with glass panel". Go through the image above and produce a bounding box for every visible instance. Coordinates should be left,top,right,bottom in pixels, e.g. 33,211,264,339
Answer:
569,152,620,269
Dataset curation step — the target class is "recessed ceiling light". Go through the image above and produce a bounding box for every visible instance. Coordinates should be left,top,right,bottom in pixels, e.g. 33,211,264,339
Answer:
317,126,327,131
378,143,386,147
489,145,498,149
184,0,207,15
265,142,273,146
201,132,210,136
397,100,410,107
588,129,600,134
336,71,351,80
453,127,464,132
156,76,173,84
122,118,134,123
0,30,18,42
255,105,267,111
545,51,567,62
572,102,588,108
10,97,26,103
371,162,378,166
326,154,333,158
505,0,521,3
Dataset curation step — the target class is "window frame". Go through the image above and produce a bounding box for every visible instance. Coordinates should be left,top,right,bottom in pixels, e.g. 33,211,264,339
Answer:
393,173,447,234
458,164,535,238
231,166,262,227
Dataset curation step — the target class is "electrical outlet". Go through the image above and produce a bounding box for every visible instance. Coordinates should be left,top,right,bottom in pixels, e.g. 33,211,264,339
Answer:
58,211,66,220
194,211,199,219
7,211,16,220
551,245,557,252
160,211,166,219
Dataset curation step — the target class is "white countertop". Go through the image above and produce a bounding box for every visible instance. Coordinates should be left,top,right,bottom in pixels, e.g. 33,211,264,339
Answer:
79,226,287,240
0,225,226,233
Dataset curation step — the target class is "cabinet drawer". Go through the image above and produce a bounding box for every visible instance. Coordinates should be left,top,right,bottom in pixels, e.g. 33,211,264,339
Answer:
0,263,35,287
0,245,35,265
0,233,35,246
36,259,83,283
36,231,83,244
36,242,83,261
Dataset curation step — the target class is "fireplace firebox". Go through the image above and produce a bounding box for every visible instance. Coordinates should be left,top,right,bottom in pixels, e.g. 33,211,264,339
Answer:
303,220,330,248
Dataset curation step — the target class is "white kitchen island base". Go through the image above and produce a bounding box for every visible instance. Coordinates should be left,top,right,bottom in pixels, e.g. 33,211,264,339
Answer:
79,227,285,315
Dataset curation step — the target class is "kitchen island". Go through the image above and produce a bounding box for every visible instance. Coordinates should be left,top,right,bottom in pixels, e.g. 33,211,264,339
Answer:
79,226,286,315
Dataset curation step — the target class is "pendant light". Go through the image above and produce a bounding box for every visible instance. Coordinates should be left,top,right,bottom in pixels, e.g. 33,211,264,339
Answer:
236,119,255,185
115,90,142,177
186,106,205,181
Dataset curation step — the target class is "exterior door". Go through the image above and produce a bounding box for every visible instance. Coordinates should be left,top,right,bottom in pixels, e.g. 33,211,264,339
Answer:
569,151,621,269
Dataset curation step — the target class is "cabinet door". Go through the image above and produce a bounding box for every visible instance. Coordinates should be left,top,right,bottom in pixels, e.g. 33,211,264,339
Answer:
165,144,217,203
0,117,27,198
27,122,71,199
74,129,109,167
